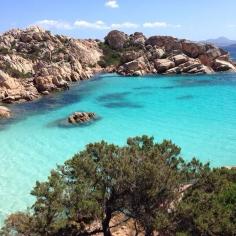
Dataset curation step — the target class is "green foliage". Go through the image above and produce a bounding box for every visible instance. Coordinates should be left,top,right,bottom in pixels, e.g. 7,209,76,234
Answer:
1,136,235,236
0,212,34,236
122,137,207,235
98,42,121,67
0,47,12,55
98,41,144,68
174,168,236,236
26,46,42,61
0,62,32,78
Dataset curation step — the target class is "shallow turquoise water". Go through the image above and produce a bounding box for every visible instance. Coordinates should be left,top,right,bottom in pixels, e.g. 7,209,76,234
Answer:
1,73,236,223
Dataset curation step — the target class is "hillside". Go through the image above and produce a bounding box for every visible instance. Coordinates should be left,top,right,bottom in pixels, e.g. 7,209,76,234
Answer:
0,27,236,106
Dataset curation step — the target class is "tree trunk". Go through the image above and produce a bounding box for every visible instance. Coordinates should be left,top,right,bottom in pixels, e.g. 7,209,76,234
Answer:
145,227,154,236
102,208,112,236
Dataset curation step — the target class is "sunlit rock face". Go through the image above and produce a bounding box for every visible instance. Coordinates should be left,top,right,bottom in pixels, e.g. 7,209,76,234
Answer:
104,30,236,76
0,27,236,104
0,105,11,119
0,26,103,103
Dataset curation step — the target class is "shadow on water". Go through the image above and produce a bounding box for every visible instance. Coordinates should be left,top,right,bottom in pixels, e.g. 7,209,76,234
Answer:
0,78,103,131
176,95,194,100
160,86,176,89
97,92,131,102
103,101,143,109
133,86,159,91
1,72,236,131
96,90,144,109
175,73,236,88
135,91,155,96
0,120,11,131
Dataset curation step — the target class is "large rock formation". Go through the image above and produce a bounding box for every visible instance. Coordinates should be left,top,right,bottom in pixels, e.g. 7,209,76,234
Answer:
105,30,236,76
105,30,128,50
0,26,103,103
0,27,236,104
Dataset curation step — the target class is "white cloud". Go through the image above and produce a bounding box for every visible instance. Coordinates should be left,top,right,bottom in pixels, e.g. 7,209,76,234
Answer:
32,19,181,31
143,22,168,28
111,22,139,29
34,20,72,30
74,20,109,29
105,0,119,8
143,21,181,28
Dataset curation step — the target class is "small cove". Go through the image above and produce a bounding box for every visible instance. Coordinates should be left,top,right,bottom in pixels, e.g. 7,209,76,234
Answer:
1,72,236,223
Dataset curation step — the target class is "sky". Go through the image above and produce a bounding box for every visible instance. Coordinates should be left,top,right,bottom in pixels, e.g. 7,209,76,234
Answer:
1,0,236,40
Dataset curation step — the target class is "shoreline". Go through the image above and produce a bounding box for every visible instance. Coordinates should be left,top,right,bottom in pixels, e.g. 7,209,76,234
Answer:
1,27,236,106
1,70,236,121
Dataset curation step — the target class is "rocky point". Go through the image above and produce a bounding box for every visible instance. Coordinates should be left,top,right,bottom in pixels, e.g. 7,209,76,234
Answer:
0,27,235,109
0,26,102,104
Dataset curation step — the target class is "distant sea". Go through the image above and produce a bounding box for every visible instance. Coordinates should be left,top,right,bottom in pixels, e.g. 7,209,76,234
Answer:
0,48,236,223
224,45,236,60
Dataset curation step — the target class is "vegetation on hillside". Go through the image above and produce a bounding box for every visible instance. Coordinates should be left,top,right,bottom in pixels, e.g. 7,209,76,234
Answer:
1,136,236,236
98,42,142,68
0,61,32,78
98,42,122,68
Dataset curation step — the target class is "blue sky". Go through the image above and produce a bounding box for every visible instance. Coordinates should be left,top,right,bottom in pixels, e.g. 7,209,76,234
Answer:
1,0,236,40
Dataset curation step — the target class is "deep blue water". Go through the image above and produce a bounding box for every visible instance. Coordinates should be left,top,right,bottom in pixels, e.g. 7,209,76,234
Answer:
1,59,236,223
224,46,236,60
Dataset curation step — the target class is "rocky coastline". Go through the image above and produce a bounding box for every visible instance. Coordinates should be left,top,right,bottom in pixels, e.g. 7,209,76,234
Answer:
0,27,236,112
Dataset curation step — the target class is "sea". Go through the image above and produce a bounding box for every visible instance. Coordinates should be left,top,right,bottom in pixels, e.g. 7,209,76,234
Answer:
0,48,236,223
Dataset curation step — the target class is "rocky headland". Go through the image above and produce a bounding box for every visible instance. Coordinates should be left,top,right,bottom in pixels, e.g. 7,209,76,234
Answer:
0,105,11,118
0,26,102,105
0,27,235,110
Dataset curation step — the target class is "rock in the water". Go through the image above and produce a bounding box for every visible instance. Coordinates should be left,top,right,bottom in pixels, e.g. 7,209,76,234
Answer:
68,112,96,124
0,105,11,118
213,59,236,72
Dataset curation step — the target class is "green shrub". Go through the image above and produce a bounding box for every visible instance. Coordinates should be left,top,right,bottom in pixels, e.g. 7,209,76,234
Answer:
1,136,236,236
0,47,11,55
0,62,32,78
174,168,236,235
98,42,122,67
0,136,208,236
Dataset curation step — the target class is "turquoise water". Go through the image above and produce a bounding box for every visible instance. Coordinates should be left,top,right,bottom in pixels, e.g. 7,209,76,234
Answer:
1,72,236,223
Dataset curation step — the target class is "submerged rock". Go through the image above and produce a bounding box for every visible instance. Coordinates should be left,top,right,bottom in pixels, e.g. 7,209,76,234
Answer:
68,112,96,124
0,105,11,118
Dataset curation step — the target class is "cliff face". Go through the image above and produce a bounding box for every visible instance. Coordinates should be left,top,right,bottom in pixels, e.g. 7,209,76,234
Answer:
0,28,235,105
104,30,236,76
0,26,102,103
